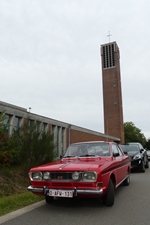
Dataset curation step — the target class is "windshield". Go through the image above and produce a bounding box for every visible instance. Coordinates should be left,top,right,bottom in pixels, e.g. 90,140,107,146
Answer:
63,143,110,158
120,144,139,152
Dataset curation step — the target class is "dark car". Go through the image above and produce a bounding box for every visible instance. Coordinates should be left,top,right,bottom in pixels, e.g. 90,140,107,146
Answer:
146,150,150,161
119,142,149,172
27,141,131,206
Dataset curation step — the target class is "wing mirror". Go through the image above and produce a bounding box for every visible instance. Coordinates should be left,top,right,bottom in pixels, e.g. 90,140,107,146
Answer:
124,151,128,155
113,152,120,157
140,149,144,153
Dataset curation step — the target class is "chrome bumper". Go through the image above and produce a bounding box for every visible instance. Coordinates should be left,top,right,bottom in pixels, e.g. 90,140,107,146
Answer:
27,185,103,196
27,185,44,192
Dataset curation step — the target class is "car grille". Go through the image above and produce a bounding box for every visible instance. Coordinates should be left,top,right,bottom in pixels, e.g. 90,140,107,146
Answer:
50,172,73,181
51,182,72,187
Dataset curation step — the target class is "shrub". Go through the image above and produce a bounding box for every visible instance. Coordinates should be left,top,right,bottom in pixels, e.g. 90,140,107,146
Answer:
0,113,56,171
11,120,56,172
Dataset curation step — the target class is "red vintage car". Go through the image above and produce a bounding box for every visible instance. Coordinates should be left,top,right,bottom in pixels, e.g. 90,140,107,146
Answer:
27,141,131,206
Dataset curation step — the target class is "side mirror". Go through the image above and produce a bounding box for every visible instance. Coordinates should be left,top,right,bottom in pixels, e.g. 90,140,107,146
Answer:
140,149,144,153
113,152,120,157
124,151,128,155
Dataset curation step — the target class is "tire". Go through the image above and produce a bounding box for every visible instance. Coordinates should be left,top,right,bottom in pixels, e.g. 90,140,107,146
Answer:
45,196,54,204
123,174,130,186
140,161,145,172
103,179,115,206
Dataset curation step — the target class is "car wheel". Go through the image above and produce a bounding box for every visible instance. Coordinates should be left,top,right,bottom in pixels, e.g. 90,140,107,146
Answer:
140,161,145,172
145,158,149,168
103,179,114,206
123,174,130,186
45,196,54,204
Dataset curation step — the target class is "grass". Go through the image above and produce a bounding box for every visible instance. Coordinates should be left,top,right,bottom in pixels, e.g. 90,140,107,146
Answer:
0,166,44,216
0,192,44,216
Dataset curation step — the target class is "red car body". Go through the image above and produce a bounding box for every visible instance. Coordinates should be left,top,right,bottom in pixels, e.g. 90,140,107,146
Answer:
27,141,131,206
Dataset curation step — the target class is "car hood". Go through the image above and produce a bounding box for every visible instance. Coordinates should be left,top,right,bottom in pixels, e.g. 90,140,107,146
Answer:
30,157,112,172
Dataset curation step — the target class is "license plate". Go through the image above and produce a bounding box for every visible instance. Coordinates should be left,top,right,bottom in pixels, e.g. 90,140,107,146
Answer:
48,189,73,198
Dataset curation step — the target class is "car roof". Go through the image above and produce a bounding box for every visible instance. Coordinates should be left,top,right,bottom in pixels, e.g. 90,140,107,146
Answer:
127,142,140,144
70,141,114,145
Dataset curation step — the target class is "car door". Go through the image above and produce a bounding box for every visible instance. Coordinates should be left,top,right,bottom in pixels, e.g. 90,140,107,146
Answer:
112,144,127,185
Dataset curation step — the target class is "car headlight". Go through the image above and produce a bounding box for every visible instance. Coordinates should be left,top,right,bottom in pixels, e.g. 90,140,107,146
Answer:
43,172,51,180
82,171,97,182
133,154,141,160
29,172,43,181
72,172,80,181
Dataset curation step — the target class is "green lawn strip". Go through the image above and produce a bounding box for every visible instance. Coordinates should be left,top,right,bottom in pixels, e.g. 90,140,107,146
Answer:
0,192,44,216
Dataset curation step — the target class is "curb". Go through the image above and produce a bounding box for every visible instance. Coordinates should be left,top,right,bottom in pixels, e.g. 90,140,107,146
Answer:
0,200,45,224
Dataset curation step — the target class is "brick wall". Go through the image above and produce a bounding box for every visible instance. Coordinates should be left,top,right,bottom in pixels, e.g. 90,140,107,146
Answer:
66,129,116,147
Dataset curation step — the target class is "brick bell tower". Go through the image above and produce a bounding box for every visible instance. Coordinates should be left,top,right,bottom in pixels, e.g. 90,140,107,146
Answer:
100,41,124,143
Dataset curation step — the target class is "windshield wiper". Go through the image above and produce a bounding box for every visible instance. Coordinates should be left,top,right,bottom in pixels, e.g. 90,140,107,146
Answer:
79,154,98,157
63,156,78,158
63,155,100,158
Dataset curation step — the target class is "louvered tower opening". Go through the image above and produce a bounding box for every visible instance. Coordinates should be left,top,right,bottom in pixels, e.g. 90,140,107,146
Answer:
103,44,115,69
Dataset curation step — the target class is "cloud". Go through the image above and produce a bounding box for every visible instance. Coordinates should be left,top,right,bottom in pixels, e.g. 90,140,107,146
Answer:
0,0,150,139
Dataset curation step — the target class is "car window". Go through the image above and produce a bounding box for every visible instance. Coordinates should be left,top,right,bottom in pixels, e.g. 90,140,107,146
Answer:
67,146,79,156
138,143,143,150
128,144,139,152
64,143,111,157
119,145,127,152
112,144,123,156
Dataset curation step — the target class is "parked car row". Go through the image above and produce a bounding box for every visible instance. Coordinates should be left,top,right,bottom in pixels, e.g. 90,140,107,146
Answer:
27,141,149,207
119,142,149,172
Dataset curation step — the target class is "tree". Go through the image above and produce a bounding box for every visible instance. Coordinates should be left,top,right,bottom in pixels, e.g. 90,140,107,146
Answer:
124,122,147,147
0,112,14,165
145,138,150,150
0,113,56,170
12,119,56,172
0,111,7,132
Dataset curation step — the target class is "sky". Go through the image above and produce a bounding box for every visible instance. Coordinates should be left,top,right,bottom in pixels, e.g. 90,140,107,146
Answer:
0,0,150,139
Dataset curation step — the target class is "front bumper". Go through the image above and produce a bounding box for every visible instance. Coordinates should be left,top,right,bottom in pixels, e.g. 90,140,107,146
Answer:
131,159,142,169
27,185,103,196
